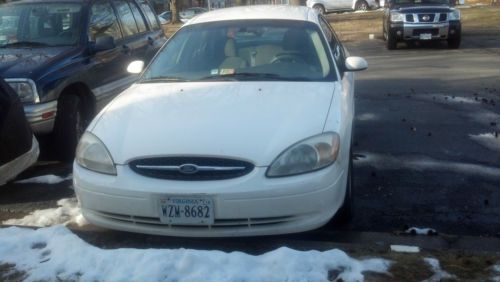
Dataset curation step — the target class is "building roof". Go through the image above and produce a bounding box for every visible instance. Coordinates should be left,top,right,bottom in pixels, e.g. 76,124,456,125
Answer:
186,5,320,26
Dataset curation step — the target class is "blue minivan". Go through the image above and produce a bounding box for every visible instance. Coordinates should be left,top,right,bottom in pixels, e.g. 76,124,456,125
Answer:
0,0,166,161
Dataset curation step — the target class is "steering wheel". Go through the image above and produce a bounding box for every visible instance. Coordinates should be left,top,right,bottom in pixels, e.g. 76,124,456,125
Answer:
270,52,306,64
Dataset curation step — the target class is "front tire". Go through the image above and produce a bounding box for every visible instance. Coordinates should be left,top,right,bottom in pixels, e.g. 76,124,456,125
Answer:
447,36,461,49
53,95,86,162
386,31,397,50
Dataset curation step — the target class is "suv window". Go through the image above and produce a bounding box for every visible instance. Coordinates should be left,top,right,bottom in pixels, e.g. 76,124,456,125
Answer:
89,2,122,41
139,1,160,30
129,1,147,33
113,0,139,37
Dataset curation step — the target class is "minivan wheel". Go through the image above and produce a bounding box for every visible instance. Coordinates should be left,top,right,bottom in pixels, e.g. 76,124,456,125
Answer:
355,0,369,11
313,4,326,15
53,94,86,162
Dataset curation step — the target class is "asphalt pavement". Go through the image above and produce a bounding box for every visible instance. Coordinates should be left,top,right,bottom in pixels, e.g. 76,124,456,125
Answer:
1,35,499,240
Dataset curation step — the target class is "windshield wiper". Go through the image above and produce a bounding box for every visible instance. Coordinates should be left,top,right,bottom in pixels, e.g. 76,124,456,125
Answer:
142,76,189,82
0,41,50,48
199,72,284,81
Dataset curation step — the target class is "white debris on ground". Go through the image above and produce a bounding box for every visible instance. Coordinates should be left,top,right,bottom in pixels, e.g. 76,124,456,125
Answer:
491,264,500,282
390,245,420,253
469,132,500,152
353,152,500,179
404,227,438,236
422,258,456,282
15,174,72,185
356,112,378,121
0,226,392,282
2,198,87,227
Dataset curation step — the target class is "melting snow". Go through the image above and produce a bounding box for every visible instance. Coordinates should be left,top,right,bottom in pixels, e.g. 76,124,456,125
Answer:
0,226,392,282
423,258,456,282
354,152,500,179
2,198,87,227
404,227,438,236
15,174,72,185
390,245,420,253
469,132,500,152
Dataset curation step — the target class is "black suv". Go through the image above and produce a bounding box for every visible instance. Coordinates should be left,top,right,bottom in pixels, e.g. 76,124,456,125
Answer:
0,0,166,160
383,0,461,49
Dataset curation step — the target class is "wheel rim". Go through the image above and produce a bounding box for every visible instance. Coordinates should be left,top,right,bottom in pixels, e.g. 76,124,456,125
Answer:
359,2,368,10
314,5,324,14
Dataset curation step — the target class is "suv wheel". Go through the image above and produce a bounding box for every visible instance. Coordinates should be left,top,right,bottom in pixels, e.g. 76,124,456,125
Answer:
386,31,397,50
447,36,461,49
313,4,326,15
53,94,87,162
355,0,369,11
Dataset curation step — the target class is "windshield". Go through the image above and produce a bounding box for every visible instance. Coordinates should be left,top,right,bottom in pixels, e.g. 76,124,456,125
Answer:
0,3,82,48
142,20,336,82
392,0,451,5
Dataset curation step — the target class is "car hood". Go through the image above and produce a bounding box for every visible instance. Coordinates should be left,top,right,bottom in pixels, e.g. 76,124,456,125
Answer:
90,81,337,166
394,5,454,13
0,46,77,79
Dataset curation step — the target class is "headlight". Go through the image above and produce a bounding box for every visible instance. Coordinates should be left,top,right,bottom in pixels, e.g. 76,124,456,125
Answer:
448,9,460,20
266,132,340,177
6,79,40,104
76,132,117,175
390,12,405,22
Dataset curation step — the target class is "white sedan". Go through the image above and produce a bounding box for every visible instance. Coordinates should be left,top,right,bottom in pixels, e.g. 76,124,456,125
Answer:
73,5,367,237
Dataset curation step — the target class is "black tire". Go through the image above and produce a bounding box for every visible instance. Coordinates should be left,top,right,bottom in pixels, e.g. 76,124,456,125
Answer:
386,31,397,50
53,94,86,162
313,4,326,15
355,0,369,11
447,36,461,49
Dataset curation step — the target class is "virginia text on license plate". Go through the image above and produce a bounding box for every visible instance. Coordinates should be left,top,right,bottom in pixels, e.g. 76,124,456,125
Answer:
160,197,214,225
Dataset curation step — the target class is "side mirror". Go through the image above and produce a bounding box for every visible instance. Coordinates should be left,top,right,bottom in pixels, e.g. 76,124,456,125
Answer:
93,35,115,52
345,57,368,72
127,60,144,74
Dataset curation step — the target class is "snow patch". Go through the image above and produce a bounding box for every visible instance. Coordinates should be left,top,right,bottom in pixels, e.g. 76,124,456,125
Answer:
390,245,420,253
356,113,378,121
2,198,87,227
15,174,72,185
423,258,456,282
0,226,392,282
354,152,500,179
469,132,500,152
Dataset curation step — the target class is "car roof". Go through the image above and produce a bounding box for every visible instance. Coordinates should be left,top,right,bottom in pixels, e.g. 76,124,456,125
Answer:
186,5,320,26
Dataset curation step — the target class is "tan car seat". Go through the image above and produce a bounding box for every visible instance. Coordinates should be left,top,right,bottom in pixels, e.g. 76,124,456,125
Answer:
219,39,247,69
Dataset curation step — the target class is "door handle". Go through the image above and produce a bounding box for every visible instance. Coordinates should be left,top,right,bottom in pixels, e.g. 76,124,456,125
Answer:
147,36,155,46
122,44,131,54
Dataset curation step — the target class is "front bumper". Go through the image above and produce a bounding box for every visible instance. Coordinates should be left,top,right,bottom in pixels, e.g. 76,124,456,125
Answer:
24,101,58,134
74,162,347,237
389,21,461,41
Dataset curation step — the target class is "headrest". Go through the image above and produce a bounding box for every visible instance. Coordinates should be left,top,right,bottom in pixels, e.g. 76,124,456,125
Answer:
224,39,236,57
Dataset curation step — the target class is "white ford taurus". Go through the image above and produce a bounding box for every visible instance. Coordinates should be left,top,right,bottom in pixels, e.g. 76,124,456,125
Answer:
73,5,367,237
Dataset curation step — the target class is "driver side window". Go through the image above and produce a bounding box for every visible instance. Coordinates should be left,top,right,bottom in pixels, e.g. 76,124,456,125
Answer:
89,2,122,42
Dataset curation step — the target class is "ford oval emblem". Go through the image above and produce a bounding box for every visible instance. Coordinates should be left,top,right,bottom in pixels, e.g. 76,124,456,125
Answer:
422,15,430,21
178,164,199,174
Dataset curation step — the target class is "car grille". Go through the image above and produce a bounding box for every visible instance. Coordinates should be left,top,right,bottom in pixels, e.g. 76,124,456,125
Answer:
417,13,435,22
129,157,254,181
438,13,447,22
412,28,439,36
93,210,299,229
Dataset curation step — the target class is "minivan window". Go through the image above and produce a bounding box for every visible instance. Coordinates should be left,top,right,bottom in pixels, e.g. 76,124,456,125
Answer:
89,2,123,41
0,3,82,48
113,0,139,37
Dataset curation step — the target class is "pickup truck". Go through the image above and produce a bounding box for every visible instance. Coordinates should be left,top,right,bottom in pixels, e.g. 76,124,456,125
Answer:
383,0,461,49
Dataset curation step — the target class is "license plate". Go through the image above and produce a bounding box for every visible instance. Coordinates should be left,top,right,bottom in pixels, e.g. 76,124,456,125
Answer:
159,196,214,225
419,33,432,40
